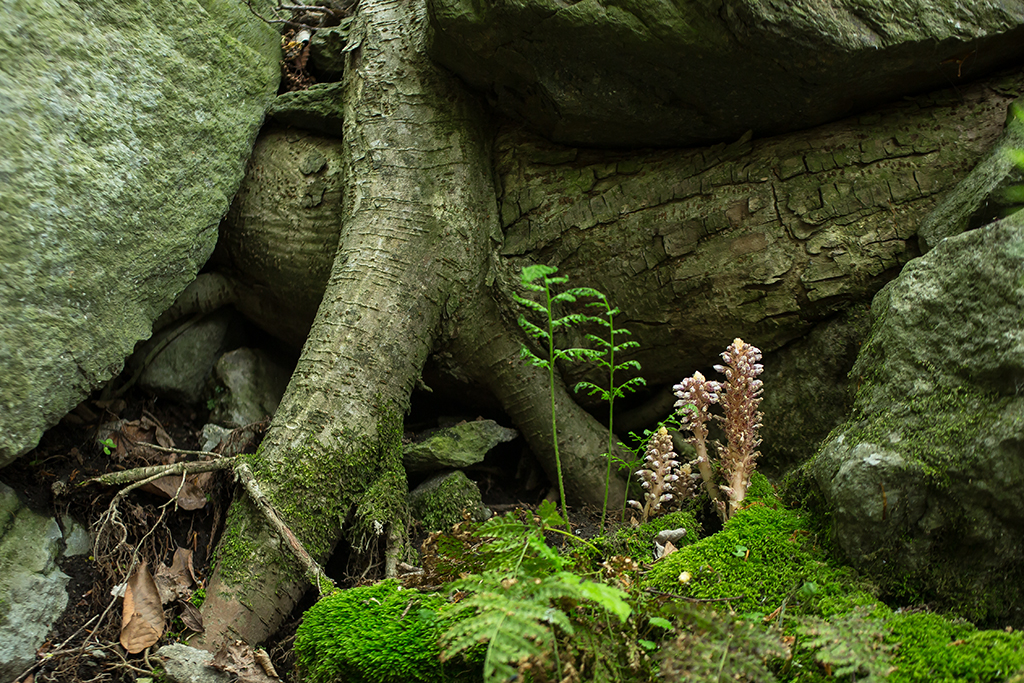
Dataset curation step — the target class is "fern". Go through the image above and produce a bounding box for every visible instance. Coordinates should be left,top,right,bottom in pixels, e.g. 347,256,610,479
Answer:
440,501,631,682
796,606,895,681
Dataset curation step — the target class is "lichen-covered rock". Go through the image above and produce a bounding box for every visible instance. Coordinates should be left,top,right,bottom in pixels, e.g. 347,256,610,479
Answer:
810,215,1024,624
0,484,70,682
409,470,489,532
0,0,281,467
403,420,518,473
428,0,1024,147
266,83,347,136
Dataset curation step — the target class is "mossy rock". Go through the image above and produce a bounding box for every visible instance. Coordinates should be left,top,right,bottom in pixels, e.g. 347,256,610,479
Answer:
294,579,475,683
409,470,490,533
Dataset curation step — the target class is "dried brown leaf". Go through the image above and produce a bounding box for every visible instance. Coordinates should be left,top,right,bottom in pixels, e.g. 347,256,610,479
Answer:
178,600,205,633
120,562,164,653
154,548,195,604
140,475,207,510
212,641,280,682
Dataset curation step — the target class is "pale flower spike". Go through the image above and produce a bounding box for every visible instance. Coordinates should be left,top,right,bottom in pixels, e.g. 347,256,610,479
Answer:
672,338,763,522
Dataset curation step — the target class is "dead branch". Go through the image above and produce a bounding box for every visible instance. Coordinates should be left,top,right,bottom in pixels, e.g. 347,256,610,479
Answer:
77,457,236,488
236,462,336,593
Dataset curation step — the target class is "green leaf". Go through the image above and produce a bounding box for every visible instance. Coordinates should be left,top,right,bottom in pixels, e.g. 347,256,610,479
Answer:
517,317,549,341
537,500,564,528
556,573,632,623
520,264,559,284
649,617,672,630
511,294,548,313
519,346,549,369
1007,148,1024,167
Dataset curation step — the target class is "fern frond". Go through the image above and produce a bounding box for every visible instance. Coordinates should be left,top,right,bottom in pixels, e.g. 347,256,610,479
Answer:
443,589,567,682
516,317,550,342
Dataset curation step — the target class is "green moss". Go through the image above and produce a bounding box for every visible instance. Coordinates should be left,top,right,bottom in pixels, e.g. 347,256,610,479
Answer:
413,471,487,533
294,579,474,683
745,471,781,508
215,403,410,586
845,382,999,486
602,509,701,561
888,612,1024,682
642,505,867,619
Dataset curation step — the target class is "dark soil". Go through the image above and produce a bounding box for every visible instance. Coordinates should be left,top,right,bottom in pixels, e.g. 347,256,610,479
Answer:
1,390,237,683
3,385,600,683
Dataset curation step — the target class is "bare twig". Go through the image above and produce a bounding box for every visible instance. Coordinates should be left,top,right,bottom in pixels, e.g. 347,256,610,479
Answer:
235,462,336,593
78,457,236,488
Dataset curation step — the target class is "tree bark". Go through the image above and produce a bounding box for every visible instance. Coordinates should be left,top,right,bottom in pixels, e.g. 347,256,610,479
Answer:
194,5,1024,646
195,0,501,649
491,75,1022,393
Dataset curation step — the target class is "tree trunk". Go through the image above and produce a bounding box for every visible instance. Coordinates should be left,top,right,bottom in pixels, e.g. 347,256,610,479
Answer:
193,0,1024,645
195,0,500,649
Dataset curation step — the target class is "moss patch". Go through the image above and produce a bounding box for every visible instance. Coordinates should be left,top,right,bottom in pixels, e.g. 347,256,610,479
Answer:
643,504,868,619
888,611,1024,683
215,404,410,586
295,579,473,683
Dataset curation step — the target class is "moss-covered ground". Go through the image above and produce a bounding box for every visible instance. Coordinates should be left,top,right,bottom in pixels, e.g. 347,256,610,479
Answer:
293,472,1024,682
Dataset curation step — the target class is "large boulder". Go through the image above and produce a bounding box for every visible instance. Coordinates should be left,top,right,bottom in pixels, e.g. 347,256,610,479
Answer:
809,214,1024,625
427,0,1024,147
0,0,281,467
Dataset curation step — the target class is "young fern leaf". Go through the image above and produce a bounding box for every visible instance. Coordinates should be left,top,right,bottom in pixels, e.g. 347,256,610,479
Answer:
571,292,646,529
513,265,601,527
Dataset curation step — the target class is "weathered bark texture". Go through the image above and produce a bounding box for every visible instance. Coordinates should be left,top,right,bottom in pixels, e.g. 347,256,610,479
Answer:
919,92,1024,251
196,0,501,649
212,128,346,348
491,73,1024,393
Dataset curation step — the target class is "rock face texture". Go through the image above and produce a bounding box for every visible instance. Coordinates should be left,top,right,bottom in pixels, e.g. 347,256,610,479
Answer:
0,484,71,682
428,0,1024,147
810,215,1024,624
0,0,281,467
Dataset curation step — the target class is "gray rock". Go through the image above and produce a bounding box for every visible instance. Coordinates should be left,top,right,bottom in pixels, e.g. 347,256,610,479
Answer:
155,644,232,683
809,214,1024,623
759,304,872,475
428,0,1024,147
409,470,490,532
0,483,70,683
403,420,518,473
59,516,93,558
201,424,235,453
0,0,281,467
208,348,293,428
309,19,352,76
136,309,248,406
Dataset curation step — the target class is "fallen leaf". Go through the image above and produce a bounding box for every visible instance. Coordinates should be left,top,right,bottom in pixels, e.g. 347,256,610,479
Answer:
154,548,195,604
120,562,165,653
212,641,280,682
140,474,208,510
178,600,204,633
